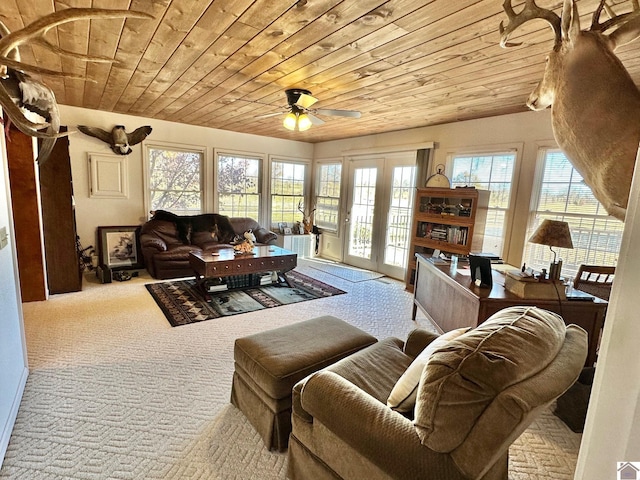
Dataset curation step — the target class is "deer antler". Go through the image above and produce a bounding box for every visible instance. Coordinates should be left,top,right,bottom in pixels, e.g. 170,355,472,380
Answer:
297,200,316,216
0,8,153,164
590,0,640,32
0,8,153,59
500,0,562,48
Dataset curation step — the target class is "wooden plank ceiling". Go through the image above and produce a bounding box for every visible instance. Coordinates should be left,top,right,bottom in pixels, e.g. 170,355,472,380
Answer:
1,0,639,143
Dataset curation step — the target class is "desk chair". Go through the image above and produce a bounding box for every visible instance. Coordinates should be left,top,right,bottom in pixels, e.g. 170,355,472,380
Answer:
573,265,615,301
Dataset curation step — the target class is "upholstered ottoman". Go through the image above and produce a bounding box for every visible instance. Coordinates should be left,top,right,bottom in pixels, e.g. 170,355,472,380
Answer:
230,316,377,451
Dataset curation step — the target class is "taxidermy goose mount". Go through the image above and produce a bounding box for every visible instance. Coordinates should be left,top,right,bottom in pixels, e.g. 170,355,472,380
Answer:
77,125,152,155
0,8,154,165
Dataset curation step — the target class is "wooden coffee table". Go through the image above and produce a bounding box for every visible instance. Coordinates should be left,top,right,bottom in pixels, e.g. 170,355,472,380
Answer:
189,245,297,295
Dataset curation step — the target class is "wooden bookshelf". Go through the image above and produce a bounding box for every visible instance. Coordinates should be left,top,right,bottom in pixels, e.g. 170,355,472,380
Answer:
405,187,490,292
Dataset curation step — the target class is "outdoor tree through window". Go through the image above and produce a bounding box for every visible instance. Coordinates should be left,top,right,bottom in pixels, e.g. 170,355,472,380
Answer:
147,145,203,215
315,163,342,231
217,154,261,220
271,160,307,228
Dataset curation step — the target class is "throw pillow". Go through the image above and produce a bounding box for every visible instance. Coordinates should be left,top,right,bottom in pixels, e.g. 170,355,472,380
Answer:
387,327,470,412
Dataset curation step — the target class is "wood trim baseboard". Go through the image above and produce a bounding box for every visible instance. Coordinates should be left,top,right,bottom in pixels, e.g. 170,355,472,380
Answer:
0,366,29,467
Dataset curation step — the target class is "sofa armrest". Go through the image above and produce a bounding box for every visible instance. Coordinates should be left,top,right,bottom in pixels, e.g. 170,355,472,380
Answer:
140,236,167,252
292,379,313,423
403,328,440,359
253,227,277,245
299,370,458,479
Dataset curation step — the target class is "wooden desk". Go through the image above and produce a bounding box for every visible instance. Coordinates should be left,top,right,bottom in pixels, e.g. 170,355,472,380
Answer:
412,254,607,366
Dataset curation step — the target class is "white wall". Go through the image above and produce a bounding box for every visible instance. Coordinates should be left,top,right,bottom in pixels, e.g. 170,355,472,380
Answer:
0,120,29,465
314,109,555,266
59,105,314,250
575,150,640,478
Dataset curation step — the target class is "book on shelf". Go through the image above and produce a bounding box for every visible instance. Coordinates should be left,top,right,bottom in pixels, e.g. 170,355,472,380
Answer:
206,279,228,292
259,274,274,286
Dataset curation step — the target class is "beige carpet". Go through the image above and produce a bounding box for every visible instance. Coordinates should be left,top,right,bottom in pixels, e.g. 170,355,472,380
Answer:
0,260,581,479
305,258,385,282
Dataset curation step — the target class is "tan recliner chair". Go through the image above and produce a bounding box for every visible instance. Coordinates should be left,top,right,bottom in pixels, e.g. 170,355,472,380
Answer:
288,306,588,480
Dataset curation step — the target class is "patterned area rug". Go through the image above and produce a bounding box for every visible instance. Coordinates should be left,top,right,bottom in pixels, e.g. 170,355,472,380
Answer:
146,270,346,326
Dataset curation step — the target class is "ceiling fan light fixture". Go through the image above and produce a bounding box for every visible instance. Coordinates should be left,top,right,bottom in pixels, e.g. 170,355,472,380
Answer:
297,113,312,131
275,88,360,131
283,112,297,130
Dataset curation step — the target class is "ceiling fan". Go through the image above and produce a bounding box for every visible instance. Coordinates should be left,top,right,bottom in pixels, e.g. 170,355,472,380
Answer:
258,89,361,131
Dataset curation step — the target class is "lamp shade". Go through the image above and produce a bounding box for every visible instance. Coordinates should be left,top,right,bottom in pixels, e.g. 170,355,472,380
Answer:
528,219,574,249
283,112,297,131
297,113,312,131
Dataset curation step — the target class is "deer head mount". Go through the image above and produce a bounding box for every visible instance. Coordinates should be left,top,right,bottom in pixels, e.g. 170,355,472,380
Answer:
500,0,640,221
298,200,316,234
0,8,152,164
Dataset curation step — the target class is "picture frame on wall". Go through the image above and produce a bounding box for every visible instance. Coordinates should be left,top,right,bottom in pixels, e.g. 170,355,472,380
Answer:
97,226,143,270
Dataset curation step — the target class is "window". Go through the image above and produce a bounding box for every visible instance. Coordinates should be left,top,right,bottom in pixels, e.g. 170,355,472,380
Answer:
315,163,342,231
523,149,622,278
146,144,204,215
450,152,516,256
271,160,307,227
216,153,261,219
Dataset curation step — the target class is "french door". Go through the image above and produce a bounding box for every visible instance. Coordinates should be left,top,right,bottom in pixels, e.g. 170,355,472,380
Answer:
343,154,416,279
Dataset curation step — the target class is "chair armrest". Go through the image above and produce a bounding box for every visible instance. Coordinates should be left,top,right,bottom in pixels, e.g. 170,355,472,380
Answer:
292,379,313,423
253,227,277,245
140,236,167,252
299,370,457,479
404,328,440,359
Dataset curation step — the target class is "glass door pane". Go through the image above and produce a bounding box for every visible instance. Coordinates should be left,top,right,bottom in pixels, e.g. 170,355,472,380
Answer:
384,165,416,269
348,167,377,260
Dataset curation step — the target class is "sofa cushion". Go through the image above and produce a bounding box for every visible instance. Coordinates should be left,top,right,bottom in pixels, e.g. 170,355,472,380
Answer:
154,244,201,260
230,217,261,234
142,219,183,246
387,327,470,412
190,230,218,246
327,337,411,404
414,306,566,452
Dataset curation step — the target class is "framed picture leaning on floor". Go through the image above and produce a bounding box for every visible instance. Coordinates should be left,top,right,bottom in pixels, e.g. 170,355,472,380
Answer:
97,226,143,270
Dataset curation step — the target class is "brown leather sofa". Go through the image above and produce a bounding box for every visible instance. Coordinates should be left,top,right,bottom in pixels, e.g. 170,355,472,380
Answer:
139,212,278,279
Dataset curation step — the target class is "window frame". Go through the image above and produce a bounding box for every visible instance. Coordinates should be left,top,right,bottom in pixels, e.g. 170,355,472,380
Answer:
214,149,264,223
446,145,521,259
268,155,312,230
522,147,622,279
142,141,207,216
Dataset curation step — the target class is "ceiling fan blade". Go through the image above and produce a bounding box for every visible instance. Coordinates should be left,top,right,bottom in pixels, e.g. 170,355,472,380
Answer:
307,113,325,126
315,108,361,118
295,93,318,109
255,111,286,119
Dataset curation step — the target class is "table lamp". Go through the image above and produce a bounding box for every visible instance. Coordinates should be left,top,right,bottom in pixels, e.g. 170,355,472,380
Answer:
528,219,574,281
